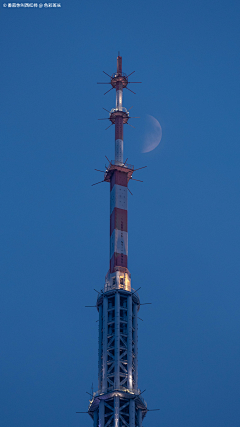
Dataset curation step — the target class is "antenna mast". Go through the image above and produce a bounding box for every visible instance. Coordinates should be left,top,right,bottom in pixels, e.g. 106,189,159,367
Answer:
87,55,147,427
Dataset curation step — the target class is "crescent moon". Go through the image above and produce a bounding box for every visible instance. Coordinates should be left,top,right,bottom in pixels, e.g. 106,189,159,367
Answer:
142,115,162,153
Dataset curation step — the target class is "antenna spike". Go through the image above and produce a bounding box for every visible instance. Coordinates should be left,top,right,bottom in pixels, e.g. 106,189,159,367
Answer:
126,70,135,78
103,71,112,78
140,303,152,305
91,180,105,186
126,87,136,95
133,166,147,171
104,87,114,95
105,123,113,130
105,155,111,163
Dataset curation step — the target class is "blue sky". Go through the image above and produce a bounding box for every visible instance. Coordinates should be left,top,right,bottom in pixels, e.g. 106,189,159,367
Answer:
1,1,240,426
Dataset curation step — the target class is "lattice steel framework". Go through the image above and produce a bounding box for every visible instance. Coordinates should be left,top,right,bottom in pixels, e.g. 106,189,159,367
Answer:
88,56,147,427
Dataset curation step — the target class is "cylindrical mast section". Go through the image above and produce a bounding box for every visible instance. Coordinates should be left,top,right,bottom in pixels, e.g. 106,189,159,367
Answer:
117,55,122,74
116,56,123,110
114,291,120,389
102,296,108,393
133,303,138,388
115,55,124,164
115,115,123,164
98,304,103,390
127,294,133,390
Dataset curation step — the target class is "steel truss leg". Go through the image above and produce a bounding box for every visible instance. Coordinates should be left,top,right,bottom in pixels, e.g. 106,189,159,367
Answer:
99,400,104,427
127,295,133,390
114,395,120,427
115,292,120,389
137,409,142,427
98,304,103,390
129,399,135,427
94,409,98,427
102,296,108,393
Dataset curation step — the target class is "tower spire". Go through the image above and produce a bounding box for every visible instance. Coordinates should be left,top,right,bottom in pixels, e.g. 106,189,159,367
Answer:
88,55,147,427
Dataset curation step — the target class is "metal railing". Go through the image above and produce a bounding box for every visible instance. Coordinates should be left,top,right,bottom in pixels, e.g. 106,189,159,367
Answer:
111,72,128,79
97,286,139,301
110,160,134,170
92,386,139,397
110,107,129,115
90,387,147,407
104,281,129,292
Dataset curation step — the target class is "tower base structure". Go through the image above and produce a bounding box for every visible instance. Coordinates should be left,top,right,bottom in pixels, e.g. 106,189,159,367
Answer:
88,285,147,427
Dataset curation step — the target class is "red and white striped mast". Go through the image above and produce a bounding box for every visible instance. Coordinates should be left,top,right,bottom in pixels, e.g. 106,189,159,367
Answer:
108,55,131,277
102,55,141,279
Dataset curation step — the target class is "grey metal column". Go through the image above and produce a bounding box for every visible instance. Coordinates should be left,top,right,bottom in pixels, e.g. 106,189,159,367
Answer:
94,409,98,427
102,296,108,393
133,303,138,389
98,303,103,391
114,395,120,427
127,294,133,390
137,409,142,427
129,399,135,427
115,291,120,389
99,400,104,427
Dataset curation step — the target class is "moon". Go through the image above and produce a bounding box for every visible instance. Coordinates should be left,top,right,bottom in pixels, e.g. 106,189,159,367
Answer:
141,115,162,153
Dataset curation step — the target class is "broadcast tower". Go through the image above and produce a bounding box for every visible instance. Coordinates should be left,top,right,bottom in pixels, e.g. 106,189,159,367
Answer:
87,55,147,427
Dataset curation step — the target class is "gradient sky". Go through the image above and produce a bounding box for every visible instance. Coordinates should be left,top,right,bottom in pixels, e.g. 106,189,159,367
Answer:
1,1,240,426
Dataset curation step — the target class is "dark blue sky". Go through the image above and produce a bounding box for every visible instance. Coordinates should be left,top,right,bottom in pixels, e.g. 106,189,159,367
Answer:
1,1,240,426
